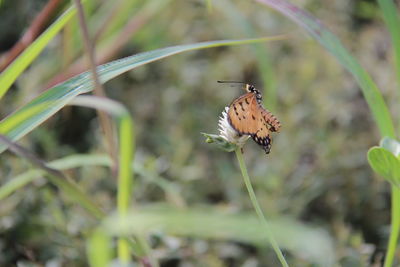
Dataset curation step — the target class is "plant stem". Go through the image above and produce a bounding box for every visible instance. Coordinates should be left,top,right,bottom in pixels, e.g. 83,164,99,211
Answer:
235,149,289,267
384,185,400,267
71,96,135,263
73,0,117,175
117,116,134,263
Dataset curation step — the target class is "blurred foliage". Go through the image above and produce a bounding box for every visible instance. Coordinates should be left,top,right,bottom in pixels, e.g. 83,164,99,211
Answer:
1,0,399,266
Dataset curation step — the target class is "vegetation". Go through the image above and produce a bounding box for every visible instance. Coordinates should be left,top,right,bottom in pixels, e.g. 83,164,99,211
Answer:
1,0,400,266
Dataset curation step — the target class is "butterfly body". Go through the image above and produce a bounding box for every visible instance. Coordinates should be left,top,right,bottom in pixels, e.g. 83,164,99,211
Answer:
227,83,281,154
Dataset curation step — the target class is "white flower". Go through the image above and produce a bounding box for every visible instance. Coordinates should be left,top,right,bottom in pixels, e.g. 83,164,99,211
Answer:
218,107,250,148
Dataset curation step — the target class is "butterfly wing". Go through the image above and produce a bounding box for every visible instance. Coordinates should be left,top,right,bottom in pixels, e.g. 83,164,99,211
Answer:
228,91,280,154
227,92,258,135
261,108,281,132
252,106,272,154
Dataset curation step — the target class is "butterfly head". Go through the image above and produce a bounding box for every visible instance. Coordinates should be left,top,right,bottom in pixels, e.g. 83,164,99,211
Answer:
245,84,262,104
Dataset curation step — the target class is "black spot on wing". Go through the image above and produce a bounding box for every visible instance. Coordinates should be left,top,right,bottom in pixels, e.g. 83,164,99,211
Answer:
251,134,272,154
239,102,245,111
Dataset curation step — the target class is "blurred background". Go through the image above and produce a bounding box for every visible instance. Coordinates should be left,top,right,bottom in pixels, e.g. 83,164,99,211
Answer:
1,0,399,266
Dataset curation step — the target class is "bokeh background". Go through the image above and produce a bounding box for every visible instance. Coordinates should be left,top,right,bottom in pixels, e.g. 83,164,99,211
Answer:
1,0,399,266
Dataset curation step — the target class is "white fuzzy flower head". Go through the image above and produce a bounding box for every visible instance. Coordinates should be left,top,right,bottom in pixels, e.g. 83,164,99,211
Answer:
218,107,250,148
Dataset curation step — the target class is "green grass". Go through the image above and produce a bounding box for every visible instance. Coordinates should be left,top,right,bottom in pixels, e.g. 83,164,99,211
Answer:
378,0,400,92
0,36,286,154
0,4,80,99
1,0,400,265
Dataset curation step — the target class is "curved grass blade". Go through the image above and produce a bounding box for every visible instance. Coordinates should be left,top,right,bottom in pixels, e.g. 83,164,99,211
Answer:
0,170,43,201
0,4,80,100
0,134,104,219
378,0,400,90
0,153,182,205
0,36,287,154
255,0,395,138
102,205,335,266
0,154,110,201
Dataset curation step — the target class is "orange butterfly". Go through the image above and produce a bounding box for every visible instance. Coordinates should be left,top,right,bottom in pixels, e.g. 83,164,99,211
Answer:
220,81,281,154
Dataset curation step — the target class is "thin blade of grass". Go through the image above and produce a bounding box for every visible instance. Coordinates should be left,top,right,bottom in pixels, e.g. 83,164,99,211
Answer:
70,96,135,262
69,96,134,214
102,205,335,266
0,36,287,154
0,153,181,206
0,4,80,99
0,154,110,201
0,134,104,219
0,170,43,201
255,0,395,138
378,0,400,91
87,229,112,267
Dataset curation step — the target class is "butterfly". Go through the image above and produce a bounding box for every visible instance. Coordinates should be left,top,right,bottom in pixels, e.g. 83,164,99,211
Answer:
219,81,281,154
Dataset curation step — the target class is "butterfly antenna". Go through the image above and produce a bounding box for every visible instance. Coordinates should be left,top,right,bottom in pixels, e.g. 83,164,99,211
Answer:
218,80,252,91
217,80,246,84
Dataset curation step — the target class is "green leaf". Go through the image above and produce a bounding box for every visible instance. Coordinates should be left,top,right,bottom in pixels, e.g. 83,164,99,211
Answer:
0,36,285,154
201,132,238,152
368,147,400,187
255,0,395,139
102,205,335,266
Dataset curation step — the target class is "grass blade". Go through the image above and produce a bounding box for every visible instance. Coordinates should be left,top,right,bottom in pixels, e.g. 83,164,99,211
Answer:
0,170,43,201
70,96,135,262
0,36,286,154
102,205,335,266
0,134,104,219
0,4,79,99
0,154,110,201
87,229,112,267
255,0,395,138
378,0,400,90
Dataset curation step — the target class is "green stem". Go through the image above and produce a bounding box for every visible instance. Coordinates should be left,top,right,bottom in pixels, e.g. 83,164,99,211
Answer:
384,185,400,267
117,115,135,263
70,96,137,263
235,149,289,267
